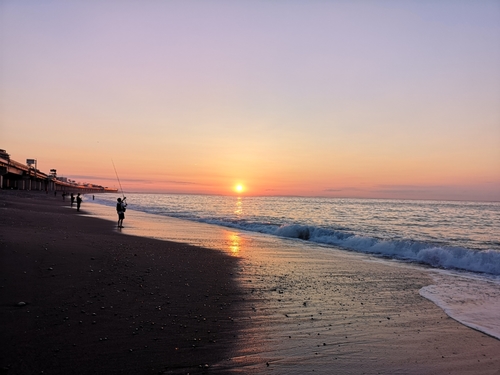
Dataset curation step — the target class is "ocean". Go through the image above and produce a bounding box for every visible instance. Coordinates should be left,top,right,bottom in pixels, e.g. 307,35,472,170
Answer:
89,193,500,347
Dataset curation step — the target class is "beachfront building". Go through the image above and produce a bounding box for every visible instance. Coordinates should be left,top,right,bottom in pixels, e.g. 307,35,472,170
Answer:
0,149,117,194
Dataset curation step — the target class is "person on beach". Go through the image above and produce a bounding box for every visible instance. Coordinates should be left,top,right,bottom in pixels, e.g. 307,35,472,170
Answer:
62,192,66,201
76,194,82,212
70,193,75,207
116,197,127,228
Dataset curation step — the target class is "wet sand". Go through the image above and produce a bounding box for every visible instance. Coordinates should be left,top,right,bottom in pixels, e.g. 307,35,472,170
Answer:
0,191,244,374
2,191,500,374
224,245,500,374
86,198,500,374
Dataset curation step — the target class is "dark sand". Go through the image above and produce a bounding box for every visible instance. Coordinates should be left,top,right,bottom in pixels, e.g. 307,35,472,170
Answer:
0,191,244,374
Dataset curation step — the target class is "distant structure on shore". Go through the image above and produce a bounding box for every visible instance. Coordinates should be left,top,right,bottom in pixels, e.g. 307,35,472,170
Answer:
0,149,117,193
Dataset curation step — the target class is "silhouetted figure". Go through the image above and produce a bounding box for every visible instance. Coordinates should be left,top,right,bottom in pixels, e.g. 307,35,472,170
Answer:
76,194,82,212
70,193,75,207
116,197,127,228
92,195,95,200
62,192,66,201
54,191,57,197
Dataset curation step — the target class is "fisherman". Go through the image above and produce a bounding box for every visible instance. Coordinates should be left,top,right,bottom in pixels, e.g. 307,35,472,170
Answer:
116,197,127,228
76,193,82,212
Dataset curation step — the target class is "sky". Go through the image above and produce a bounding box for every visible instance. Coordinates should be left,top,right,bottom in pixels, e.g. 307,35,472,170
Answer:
1,0,499,201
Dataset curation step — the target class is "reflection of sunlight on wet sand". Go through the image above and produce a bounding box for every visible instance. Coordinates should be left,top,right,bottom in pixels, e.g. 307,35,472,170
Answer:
227,232,243,255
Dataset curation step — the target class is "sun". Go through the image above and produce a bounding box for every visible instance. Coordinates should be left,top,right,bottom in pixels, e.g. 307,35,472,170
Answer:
235,184,244,193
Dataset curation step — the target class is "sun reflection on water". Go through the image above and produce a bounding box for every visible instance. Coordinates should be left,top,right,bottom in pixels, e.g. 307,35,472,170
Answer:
234,196,243,216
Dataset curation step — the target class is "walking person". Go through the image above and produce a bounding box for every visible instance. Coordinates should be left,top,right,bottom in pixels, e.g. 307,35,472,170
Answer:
70,193,75,207
76,193,82,212
116,197,127,228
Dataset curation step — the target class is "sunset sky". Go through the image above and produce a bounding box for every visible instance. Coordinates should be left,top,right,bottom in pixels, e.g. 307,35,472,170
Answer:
1,1,499,201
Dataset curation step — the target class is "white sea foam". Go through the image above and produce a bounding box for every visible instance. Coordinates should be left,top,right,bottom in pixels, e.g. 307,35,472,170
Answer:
420,271,500,340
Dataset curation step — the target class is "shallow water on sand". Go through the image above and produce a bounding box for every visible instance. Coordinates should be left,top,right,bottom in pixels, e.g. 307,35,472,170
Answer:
83,203,500,374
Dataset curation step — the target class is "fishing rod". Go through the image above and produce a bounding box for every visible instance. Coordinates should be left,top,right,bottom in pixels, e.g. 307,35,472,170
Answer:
111,159,126,200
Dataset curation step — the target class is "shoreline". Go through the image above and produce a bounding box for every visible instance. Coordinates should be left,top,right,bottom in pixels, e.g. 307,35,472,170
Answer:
0,191,245,374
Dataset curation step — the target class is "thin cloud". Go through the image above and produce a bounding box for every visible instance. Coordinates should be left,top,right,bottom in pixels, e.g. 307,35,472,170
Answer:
66,175,202,186
373,184,451,194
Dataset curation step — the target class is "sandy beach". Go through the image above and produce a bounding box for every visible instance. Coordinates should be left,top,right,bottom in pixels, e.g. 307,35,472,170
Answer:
0,191,245,374
2,191,500,375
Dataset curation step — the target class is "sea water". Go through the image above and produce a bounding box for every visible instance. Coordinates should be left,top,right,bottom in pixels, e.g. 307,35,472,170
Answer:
92,193,500,339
